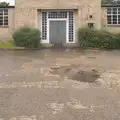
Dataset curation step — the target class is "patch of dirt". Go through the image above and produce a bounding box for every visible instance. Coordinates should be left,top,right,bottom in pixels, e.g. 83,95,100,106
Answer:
51,65,100,83
97,71,120,90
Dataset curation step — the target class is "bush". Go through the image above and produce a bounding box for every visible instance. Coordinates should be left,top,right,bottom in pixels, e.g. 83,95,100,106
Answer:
78,28,120,49
13,27,41,48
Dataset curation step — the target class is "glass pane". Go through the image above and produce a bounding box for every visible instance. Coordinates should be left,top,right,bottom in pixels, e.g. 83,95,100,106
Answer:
113,21,117,24
113,15,117,20
42,12,47,40
69,12,74,42
118,8,120,14
4,16,8,20
4,9,8,15
113,8,117,14
107,15,112,24
0,10,3,15
107,8,112,14
4,21,8,25
113,15,117,24
0,19,3,25
48,11,67,18
0,16,3,19
118,15,120,24
108,21,112,24
0,16,3,25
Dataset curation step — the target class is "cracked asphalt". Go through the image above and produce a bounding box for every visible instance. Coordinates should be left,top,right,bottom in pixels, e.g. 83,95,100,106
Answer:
0,50,120,120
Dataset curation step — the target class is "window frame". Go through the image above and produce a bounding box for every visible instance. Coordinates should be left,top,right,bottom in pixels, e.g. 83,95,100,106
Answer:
0,8,8,27
107,7,120,25
41,11,75,43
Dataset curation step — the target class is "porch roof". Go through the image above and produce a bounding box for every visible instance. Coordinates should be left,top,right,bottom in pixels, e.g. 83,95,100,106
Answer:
0,6,15,8
102,4,120,7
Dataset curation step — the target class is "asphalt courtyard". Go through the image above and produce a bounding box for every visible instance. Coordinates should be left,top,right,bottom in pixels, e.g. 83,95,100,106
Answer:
0,50,120,120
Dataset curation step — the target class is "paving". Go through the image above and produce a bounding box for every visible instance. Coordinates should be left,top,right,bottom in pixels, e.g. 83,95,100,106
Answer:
0,50,120,120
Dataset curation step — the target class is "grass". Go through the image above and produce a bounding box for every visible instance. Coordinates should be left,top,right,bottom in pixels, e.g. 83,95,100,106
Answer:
0,41,15,48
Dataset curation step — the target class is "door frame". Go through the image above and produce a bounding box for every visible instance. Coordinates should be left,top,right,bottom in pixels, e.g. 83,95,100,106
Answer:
40,11,75,44
47,18,68,44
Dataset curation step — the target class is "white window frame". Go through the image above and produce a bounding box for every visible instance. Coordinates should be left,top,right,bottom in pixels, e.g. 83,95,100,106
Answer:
107,7,120,25
68,11,75,43
0,8,8,26
40,11,75,44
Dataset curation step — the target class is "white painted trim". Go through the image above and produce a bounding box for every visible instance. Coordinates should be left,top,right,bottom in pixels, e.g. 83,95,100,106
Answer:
0,9,8,26
66,12,69,43
107,7,120,25
73,12,76,43
67,12,75,44
40,12,43,42
41,11,75,44
41,12,49,43
47,16,50,43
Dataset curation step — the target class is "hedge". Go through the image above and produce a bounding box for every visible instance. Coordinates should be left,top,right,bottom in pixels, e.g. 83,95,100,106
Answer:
13,27,41,48
78,28,120,49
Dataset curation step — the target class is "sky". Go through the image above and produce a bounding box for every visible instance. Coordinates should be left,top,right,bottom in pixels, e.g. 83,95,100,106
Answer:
0,0,15,5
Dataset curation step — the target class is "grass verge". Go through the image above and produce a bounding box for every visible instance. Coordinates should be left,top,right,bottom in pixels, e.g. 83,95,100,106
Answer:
0,41,15,48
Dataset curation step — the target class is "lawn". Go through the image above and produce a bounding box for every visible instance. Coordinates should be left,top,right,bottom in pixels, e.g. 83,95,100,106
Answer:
0,41,15,48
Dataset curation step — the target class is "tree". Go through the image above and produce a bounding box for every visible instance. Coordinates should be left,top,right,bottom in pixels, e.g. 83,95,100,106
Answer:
102,0,120,5
0,1,10,6
102,0,113,5
113,0,120,4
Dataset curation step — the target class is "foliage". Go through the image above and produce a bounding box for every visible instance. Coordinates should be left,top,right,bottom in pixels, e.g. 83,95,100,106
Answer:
78,28,120,49
102,0,120,5
12,27,41,48
0,1,9,6
0,41,14,48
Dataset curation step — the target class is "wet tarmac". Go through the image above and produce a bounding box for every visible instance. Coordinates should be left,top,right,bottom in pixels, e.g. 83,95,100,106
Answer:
0,49,120,120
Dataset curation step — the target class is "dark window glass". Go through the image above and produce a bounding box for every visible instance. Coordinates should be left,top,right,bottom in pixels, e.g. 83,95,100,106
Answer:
107,15,112,24
0,10,3,15
107,8,112,14
0,19,3,25
118,15,120,24
4,16,8,20
118,8,120,14
107,8,120,24
113,8,117,14
88,23,94,28
0,9,8,26
4,9,8,15
113,15,117,24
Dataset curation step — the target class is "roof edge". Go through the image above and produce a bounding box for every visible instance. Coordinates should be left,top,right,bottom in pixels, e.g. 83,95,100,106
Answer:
102,4,120,7
0,6,15,8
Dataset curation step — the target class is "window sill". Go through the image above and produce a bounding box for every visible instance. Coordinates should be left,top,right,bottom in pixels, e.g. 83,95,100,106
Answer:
0,26,9,28
107,24,120,27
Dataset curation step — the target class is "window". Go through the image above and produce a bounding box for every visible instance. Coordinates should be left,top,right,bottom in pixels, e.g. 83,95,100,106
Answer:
48,12,67,18
68,12,74,42
88,23,94,28
107,7,120,25
41,11,74,42
0,9,8,26
42,12,47,40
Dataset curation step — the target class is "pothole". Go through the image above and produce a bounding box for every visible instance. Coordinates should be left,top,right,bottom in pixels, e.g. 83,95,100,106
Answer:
51,66,100,83
68,70,100,83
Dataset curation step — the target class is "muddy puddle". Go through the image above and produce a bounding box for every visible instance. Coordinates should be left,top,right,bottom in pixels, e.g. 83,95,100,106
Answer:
51,65,100,83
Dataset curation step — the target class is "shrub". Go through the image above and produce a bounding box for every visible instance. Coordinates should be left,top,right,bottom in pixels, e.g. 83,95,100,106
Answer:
13,27,41,48
78,28,120,49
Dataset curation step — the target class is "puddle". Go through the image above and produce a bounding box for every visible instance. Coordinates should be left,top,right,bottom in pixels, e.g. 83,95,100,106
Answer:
51,66,100,83
68,70,100,83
